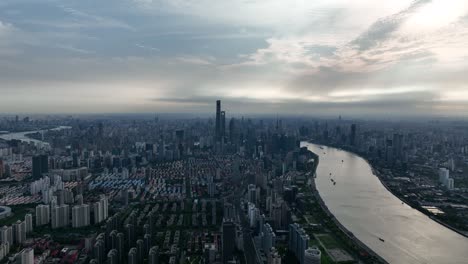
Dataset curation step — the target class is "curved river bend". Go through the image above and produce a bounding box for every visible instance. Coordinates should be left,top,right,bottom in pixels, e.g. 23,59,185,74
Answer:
302,142,468,264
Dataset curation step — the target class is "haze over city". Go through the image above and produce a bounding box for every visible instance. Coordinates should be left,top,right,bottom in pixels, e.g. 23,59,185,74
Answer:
0,0,467,116
2,1,468,264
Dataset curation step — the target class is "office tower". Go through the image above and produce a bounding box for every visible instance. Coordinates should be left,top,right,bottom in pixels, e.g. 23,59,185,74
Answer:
72,204,90,228
289,223,309,264
148,211,156,236
93,195,109,224
109,230,118,251
222,221,236,263
125,224,135,248
268,247,281,264
144,234,152,255
223,202,236,221
262,223,276,255
0,242,10,261
248,203,258,228
41,155,48,173
439,168,450,185
216,100,221,141
136,239,144,262
143,224,150,235
128,248,137,264
248,184,257,205
24,214,33,233
19,248,34,264
107,249,118,264
105,217,119,250
13,221,26,245
93,239,105,264
121,189,129,206
148,246,159,264
221,111,226,139
32,156,42,179
35,204,50,226
272,201,291,230
51,204,70,229
304,247,321,264
208,177,215,198
117,232,125,260
271,203,282,229
447,178,455,190
0,159,4,178
0,226,12,246
259,214,265,234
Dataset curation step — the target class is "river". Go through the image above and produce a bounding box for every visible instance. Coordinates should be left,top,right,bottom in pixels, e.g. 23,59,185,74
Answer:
302,142,468,264
0,126,71,145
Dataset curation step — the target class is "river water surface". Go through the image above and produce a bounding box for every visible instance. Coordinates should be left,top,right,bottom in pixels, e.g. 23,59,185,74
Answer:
302,142,468,264
0,126,71,145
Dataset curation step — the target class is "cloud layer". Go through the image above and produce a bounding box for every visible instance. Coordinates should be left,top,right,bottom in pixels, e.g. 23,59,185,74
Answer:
0,0,467,117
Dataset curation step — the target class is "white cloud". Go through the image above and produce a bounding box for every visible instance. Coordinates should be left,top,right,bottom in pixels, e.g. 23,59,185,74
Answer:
60,5,134,30
0,0,467,115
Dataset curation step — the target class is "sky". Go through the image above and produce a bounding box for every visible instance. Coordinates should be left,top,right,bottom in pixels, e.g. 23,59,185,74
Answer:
0,0,468,117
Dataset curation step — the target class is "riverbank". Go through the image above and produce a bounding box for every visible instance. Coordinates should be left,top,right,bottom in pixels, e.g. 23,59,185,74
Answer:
310,141,468,239
308,179,388,263
373,166,468,239
0,126,71,144
304,147,388,264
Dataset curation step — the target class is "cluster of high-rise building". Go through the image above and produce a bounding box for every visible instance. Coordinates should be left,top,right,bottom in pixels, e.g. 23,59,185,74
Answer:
439,168,455,190
7,104,468,263
32,154,49,179
289,223,310,264
309,118,468,232
0,213,34,262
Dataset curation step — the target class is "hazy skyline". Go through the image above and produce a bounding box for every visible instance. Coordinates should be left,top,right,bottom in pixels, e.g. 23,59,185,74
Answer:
1,0,467,116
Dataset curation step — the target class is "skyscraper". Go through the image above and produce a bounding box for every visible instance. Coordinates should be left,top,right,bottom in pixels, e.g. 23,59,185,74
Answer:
32,156,42,179
93,238,105,264
0,159,4,178
128,247,137,264
35,204,50,226
222,220,236,263
19,248,34,264
248,184,257,205
13,220,26,244
216,100,221,141
126,224,136,248
51,204,70,229
221,111,226,139
148,246,159,264
0,226,12,246
262,223,276,255
72,204,90,228
289,223,309,264
24,214,33,233
93,195,109,224
107,249,118,264
32,154,48,179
